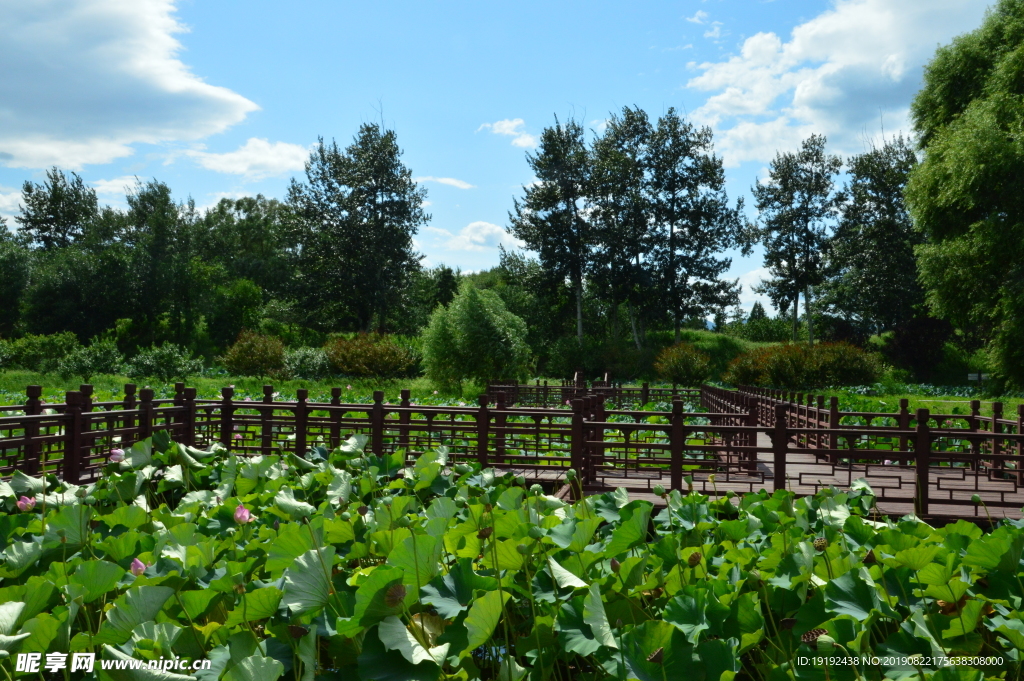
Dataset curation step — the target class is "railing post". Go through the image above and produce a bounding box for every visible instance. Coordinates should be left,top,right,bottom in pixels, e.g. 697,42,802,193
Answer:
295,388,308,458
64,390,83,484
495,392,507,465
992,402,1004,479
772,404,788,493
398,389,411,453
477,395,490,468
570,399,584,487
24,385,42,475
123,384,137,436
173,381,184,438
183,388,197,447
139,388,154,441
261,385,274,456
641,382,649,408
898,398,910,464
915,409,930,517
671,398,684,492
746,401,758,473
969,399,981,468
1017,404,1024,485
829,397,840,461
330,388,342,448
371,390,385,455
220,387,235,449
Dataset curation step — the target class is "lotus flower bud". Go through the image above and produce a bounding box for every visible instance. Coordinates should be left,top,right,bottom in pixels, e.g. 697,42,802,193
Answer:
687,552,701,567
381,496,393,506
516,544,529,555
395,516,412,528
815,634,836,652
109,448,125,463
130,557,147,576
615,619,623,629
565,469,577,481
340,512,352,521
515,475,526,487
530,484,544,497
528,526,544,540
653,484,666,497
16,496,35,512
708,474,716,484
971,494,982,504
610,558,621,573
234,505,253,524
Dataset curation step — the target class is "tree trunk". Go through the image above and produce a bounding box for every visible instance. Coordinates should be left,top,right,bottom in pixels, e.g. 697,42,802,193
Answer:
806,286,814,346
575,284,584,343
627,302,642,350
792,292,800,342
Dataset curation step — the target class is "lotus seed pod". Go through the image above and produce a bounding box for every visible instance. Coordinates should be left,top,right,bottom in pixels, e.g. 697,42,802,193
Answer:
340,512,352,521
357,505,369,516
815,635,836,652
477,526,494,540
813,537,828,552
516,544,530,555
515,475,526,487
384,584,407,608
687,552,701,567
530,484,544,496
971,494,982,504
646,647,664,664
565,468,577,480
528,526,544,540
381,496,393,506
863,549,876,564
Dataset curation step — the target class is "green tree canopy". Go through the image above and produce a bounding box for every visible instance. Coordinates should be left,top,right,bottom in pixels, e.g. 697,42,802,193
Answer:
422,282,531,393
820,135,922,334
907,0,1024,388
15,167,99,249
288,125,427,332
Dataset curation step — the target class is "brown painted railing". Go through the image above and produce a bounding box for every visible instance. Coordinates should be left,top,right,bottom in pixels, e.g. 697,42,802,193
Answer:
3,382,1024,518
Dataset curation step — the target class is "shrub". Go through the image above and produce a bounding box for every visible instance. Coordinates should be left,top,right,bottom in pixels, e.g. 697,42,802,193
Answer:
125,344,204,382
324,333,416,378
221,331,285,377
284,347,331,380
58,337,124,381
654,342,713,386
5,332,81,372
0,339,11,369
724,342,879,389
422,283,531,392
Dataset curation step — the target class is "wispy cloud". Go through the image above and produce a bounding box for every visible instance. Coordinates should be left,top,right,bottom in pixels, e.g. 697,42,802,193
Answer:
0,186,22,220
704,22,724,39
686,10,708,24
478,118,538,148
415,176,475,190
92,176,139,197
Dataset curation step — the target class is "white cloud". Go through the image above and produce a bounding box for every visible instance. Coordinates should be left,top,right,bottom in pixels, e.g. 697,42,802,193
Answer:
92,176,139,197
0,186,22,220
685,0,988,166
444,221,524,252
686,10,708,24
415,176,475,190
0,0,258,169
478,118,538,148
704,23,724,39
185,138,309,179
737,267,775,313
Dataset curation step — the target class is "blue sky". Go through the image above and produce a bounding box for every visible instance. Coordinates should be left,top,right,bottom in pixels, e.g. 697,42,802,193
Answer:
0,0,990,313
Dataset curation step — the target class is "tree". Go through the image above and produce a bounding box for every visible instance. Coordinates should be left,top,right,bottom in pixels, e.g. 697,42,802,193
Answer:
422,282,531,393
590,107,656,349
0,227,31,338
202,195,292,298
751,134,842,344
509,117,592,342
15,167,99,249
288,125,427,332
748,301,767,323
906,0,1024,388
819,135,922,334
648,109,745,341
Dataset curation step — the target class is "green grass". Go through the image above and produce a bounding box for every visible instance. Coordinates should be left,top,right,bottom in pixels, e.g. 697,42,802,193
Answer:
831,389,1023,419
0,370,487,406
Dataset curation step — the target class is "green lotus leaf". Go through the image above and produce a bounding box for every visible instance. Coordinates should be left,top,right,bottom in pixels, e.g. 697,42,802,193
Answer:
281,546,335,617
95,586,176,646
421,558,497,619
621,620,693,681
358,624,440,681
72,560,127,603
221,654,283,681
225,587,283,627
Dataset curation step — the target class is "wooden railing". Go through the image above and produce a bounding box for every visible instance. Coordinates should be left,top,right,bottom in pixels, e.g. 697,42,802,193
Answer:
3,382,1024,518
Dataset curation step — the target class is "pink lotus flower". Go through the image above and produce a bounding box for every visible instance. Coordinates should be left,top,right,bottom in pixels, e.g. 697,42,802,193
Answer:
433,391,438,395
884,460,893,465
234,505,253,524
565,400,570,405
347,385,353,390
16,496,35,512
233,433,242,440
244,397,252,402
130,557,147,576
109,448,125,463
